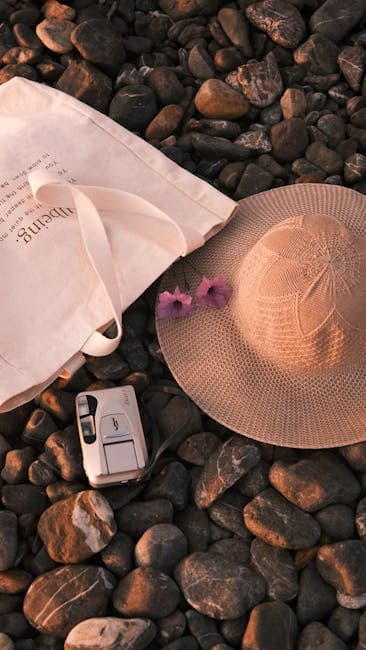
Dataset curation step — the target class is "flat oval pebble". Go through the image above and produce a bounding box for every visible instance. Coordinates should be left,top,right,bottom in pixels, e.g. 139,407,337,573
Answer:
269,451,360,512
0,512,17,571
158,0,218,21
23,564,115,637
177,432,220,466
294,34,340,74
194,436,260,509
250,538,298,601
317,541,366,596
113,566,180,618
145,104,184,141
246,0,306,49
241,602,298,650
174,552,265,619
217,7,252,56
194,79,249,120
35,18,75,54
64,617,157,650
297,562,337,625
270,118,309,162
37,490,116,563
134,523,188,573
70,19,125,69
298,621,347,650
56,60,112,114
309,0,366,43
243,488,321,549
109,84,157,132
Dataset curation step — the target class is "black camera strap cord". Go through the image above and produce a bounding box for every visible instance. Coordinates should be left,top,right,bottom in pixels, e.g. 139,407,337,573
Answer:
137,384,195,482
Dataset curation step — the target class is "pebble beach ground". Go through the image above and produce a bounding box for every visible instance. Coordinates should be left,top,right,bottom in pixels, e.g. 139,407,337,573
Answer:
0,0,366,648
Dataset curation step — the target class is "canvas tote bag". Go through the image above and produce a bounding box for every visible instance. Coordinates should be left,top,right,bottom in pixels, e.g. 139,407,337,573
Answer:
0,77,237,413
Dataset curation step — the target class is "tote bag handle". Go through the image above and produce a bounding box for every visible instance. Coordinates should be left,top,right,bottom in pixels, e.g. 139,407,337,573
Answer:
29,171,204,360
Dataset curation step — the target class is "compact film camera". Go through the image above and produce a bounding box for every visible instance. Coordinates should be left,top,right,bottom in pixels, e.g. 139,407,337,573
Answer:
75,386,148,488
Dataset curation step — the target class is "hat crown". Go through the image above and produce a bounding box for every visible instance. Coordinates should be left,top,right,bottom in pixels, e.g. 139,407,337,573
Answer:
237,213,366,371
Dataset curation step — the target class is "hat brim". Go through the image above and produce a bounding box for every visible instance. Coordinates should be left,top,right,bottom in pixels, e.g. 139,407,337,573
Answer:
156,184,366,448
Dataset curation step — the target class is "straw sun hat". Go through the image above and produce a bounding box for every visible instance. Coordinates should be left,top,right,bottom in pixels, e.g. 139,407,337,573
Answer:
156,183,366,449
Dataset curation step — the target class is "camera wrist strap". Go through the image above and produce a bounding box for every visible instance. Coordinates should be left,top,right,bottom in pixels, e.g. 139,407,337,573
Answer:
138,384,195,480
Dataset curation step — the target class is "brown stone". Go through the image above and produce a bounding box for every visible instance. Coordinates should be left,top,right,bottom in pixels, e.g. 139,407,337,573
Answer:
270,118,309,163
145,105,184,141
194,79,249,119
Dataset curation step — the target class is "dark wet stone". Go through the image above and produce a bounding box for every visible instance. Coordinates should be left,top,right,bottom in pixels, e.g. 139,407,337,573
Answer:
119,338,149,372
10,8,40,27
177,432,220,466
39,388,77,425
217,7,252,56
0,512,17,571
234,162,274,200
0,63,37,84
315,505,355,541
101,483,144,511
208,520,232,543
156,395,202,448
0,633,12,649
317,541,366,596
194,79,249,120
187,118,240,139
298,622,347,650
1,484,49,515
297,561,337,625
194,436,260,509
36,59,65,82
355,496,366,540
303,72,340,92
256,153,289,179
0,22,16,58
269,452,360,512
338,44,366,92
188,43,215,79
0,569,32,594
294,34,340,74
124,35,153,54
159,0,218,20
246,0,305,49
270,118,308,162
142,462,190,510
306,142,344,175
310,0,366,43
148,67,184,105
208,537,250,565
101,531,133,577
174,503,210,552
64,617,157,650
308,125,330,145
0,435,11,468
174,552,265,619
44,426,84,482
70,19,124,70
163,638,199,650
328,606,360,643
23,565,115,638
22,544,57,577
109,84,157,132
344,153,366,184
113,566,180,618
337,138,359,160
238,460,270,498
317,114,345,148
145,104,184,141
208,490,252,539
38,490,116,563
191,133,249,161
241,602,298,650
46,480,86,504
1,447,36,484
134,523,188,573
116,498,174,539
0,611,33,638
186,609,223,649
0,594,22,615
86,351,130,380
237,52,283,108
218,161,246,192
155,610,186,646
214,47,245,73
13,23,43,51
250,538,298,602
292,158,326,180
35,18,75,53
244,488,321,549
1,46,42,65
328,82,354,106
234,129,272,155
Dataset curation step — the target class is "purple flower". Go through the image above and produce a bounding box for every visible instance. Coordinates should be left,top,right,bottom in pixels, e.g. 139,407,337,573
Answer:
196,275,232,308
156,286,194,319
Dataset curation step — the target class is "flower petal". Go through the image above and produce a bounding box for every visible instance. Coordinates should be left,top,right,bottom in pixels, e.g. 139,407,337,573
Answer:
196,276,232,308
156,287,194,319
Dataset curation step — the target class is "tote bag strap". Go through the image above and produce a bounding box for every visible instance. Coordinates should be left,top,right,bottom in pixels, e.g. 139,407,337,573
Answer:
29,172,205,361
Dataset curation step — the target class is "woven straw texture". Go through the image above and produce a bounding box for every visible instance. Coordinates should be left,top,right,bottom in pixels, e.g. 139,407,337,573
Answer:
156,184,366,449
